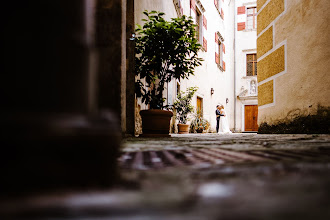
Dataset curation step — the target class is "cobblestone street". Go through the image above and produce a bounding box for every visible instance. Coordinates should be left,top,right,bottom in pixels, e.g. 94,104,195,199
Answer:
2,133,330,219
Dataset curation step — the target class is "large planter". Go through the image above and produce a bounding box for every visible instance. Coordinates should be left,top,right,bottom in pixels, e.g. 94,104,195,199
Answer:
177,123,189,134
140,109,173,137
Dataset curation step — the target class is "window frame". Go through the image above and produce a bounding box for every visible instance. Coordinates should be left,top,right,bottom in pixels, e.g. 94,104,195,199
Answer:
246,7,257,30
246,53,257,76
195,8,202,43
215,0,224,19
218,41,223,67
215,32,225,71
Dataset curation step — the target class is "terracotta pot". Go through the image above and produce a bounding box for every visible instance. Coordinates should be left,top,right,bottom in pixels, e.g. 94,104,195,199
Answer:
196,127,203,133
177,123,189,134
140,109,173,137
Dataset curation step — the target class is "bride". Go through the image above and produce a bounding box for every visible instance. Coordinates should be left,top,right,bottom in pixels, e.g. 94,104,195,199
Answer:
218,105,232,134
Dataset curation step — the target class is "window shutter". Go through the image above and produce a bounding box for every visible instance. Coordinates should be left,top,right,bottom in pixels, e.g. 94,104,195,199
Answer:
223,61,226,71
215,32,218,42
223,43,225,54
203,15,207,30
215,52,219,64
237,22,246,31
237,6,246,15
203,37,207,52
190,0,196,11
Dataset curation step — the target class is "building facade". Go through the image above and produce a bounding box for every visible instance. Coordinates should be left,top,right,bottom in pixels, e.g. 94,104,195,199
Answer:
135,0,236,134
235,0,258,132
257,0,330,133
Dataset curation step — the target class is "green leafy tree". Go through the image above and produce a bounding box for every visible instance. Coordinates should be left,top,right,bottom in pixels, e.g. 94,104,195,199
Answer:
173,86,198,124
135,10,203,109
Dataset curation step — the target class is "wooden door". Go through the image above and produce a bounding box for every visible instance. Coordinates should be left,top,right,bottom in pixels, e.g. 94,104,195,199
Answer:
197,97,202,115
245,105,258,131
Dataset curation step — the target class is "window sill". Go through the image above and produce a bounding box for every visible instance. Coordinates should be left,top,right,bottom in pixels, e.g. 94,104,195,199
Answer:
243,28,257,32
242,75,257,79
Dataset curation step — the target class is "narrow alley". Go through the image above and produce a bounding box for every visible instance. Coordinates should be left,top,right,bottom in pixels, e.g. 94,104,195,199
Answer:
1,1,329,220
2,134,330,220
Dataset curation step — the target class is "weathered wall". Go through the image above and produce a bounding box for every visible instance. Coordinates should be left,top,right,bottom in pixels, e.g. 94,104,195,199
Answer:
257,0,330,133
0,0,121,193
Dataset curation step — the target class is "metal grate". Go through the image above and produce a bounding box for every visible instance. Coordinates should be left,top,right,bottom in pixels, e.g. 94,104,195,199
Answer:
118,148,330,170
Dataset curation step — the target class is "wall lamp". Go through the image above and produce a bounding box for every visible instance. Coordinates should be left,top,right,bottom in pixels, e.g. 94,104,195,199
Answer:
211,88,214,95
129,33,136,41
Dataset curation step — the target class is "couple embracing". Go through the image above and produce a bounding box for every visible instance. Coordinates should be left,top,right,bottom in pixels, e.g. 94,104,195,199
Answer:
215,105,232,134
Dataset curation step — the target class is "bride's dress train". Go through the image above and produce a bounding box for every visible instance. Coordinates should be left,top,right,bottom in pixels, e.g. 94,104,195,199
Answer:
218,110,232,134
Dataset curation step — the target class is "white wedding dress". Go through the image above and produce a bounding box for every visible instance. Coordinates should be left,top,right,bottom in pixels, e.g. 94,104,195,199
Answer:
218,110,232,134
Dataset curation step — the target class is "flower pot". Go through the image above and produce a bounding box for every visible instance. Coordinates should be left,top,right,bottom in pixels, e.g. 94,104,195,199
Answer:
196,127,204,133
140,109,173,137
177,123,189,134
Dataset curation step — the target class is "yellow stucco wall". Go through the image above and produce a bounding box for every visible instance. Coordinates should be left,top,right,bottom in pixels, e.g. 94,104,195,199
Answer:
258,80,273,106
257,0,284,35
257,0,268,11
257,26,273,59
257,45,285,82
257,0,330,126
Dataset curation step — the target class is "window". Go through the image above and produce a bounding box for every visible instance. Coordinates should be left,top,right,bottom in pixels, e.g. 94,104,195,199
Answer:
217,41,223,66
173,0,183,17
191,0,206,50
176,82,180,97
215,32,225,71
196,8,201,42
214,0,224,19
246,7,257,29
246,54,257,76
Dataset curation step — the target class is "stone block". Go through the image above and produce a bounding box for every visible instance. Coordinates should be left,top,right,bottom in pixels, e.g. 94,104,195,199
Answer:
258,80,274,106
257,0,284,35
257,26,273,59
258,45,285,82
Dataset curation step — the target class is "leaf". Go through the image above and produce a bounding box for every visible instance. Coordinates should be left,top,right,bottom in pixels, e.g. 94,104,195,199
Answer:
135,11,203,109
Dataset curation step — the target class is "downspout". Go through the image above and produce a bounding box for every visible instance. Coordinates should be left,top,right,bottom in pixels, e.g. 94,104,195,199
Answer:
233,0,237,132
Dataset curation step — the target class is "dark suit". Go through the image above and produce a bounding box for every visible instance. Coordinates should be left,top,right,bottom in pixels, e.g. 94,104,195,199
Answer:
216,109,224,133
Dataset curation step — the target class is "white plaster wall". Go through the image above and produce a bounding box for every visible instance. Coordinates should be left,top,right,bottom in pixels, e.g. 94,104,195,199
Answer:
135,0,179,111
234,0,258,132
179,0,235,132
135,0,236,132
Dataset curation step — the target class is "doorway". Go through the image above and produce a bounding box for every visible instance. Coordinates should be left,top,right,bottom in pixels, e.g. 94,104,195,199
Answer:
244,105,258,131
197,97,203,116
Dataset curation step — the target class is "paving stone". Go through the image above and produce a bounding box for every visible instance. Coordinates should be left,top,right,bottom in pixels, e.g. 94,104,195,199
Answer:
1,134,330,219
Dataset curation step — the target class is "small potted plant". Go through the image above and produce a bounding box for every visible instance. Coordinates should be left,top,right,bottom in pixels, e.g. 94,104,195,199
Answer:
173,87,198,134
135,11,203,136
190,111,210,133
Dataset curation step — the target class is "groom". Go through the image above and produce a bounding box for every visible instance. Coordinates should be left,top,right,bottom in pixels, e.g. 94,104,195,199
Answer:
215,105,224,133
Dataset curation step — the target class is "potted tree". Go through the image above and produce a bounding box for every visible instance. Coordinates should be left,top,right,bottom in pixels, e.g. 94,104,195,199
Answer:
135,11,203,137
173,87,198,134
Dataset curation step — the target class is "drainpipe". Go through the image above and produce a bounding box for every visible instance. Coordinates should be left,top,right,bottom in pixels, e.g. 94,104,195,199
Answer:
233,0,237,132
